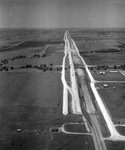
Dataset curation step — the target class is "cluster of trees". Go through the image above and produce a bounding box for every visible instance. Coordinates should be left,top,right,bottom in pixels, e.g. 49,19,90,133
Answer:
117,42,125,50
95,49,120,53
11,55,26,61
31,53,48,59
0,59,10,71
90,64,125,70
80,49,121,54
0,55,27,65
0,63,55,72
90,65,108,70
1,59,8,64
0,52,48,68
19,64,51,71
0,65,14,71
114,65,125,70
19,63,62,72
97,65,109,70
31,54,41,58
42,53,47,58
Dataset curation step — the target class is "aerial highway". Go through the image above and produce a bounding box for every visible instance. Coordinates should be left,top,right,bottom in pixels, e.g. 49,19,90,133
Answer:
61,32,81,115
62,31,106,150
71,32,125,141
61,31,125,150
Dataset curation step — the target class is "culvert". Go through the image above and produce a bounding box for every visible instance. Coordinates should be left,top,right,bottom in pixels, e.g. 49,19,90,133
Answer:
50,127,60,133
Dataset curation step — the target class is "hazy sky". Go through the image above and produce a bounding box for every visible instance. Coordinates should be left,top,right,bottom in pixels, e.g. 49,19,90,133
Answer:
0,0,125,28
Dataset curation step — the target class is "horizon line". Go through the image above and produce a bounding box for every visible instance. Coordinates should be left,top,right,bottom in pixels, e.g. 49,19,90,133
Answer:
1,27,125,30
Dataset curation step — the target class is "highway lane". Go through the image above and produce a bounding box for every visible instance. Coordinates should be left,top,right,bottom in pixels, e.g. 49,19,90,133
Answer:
62,32,81,114
61,39,73,115
61,36,82,115
68,48,81,114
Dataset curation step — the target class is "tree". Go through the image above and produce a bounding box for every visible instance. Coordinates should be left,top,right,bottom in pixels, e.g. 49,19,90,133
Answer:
50,63,53,66
97,65,100,70
123,65,125,70
113,65,117,69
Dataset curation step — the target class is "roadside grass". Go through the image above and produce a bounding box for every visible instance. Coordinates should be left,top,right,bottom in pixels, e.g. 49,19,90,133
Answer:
95,83,125,124
64,123,89,133
116,126,125,136
105,140,125,150
48,134,94,150
65,69,71,87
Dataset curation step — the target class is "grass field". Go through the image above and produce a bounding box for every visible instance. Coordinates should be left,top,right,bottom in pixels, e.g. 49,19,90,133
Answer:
0,72,62,107
81,52,125,65
0,70,94,149
105,140,125,150
64,123,89,133
116,126,125,136
48,134,95,150
0,69,94,150
96,83,125,124
76,39,120,52
0,70,63,149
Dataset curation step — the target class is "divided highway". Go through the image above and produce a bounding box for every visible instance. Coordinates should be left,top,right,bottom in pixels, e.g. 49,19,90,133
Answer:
71,32,125,141
62,31,106,150
61,31,125,150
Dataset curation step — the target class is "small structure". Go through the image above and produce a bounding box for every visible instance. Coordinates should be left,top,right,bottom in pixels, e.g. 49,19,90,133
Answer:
100,71,105,75
110,71,118,73
50,127,60,133
17,129,21,132
103,84,108,88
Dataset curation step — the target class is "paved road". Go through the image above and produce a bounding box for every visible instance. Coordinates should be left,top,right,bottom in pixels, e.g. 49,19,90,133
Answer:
62,32,81,115
63,31,107,150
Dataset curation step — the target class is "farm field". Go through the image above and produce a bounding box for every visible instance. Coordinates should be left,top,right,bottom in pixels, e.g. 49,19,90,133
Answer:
1,28,125,149
0,72,62,107
80,52,125,65
95,83,125,124
0,71,62,149
0,71,94,150
76,39,120,52
90,70,125,81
